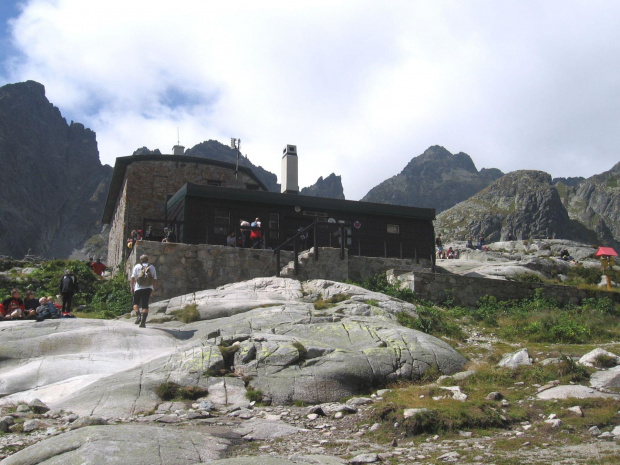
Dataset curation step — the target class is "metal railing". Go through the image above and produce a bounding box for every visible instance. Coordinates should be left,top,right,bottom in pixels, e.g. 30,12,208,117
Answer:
274,221,319,277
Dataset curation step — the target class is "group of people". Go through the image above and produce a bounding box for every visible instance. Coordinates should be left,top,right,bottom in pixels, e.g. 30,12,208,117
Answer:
435,234,460,259
465,234,487,250
231,218,263,248
127,226,175,251
0,269,79,321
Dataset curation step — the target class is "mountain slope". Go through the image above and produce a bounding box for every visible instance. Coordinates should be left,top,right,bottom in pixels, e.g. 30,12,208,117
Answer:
362,145,503,212
0,81,112,258
561,162,620,248
435,170,597,243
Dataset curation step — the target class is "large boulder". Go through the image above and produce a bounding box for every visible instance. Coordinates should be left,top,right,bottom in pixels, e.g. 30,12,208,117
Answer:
1,424,235,464
1,278,467,416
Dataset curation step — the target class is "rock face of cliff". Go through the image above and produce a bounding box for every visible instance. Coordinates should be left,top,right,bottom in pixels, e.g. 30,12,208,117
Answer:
435,170,597,243
0,81,112,258
560,162,620,249
362,145,503,212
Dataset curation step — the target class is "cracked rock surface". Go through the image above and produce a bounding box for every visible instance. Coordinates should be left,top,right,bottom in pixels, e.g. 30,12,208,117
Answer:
0,278,467,417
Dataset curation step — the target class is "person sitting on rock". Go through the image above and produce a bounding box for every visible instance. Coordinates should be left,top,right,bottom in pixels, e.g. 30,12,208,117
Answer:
2,289,25,319
24,290,40,318
477,234,485,250
560,249,573,261
465,236,474,249
35,297,59,321
447,247,456,259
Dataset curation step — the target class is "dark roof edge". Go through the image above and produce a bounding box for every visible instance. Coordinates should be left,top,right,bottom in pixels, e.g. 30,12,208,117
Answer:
173,183,436,220
102,155,269,223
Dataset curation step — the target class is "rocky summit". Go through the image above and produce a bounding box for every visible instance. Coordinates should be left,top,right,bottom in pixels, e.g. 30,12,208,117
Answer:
362,145,503,212
435,170,597,243
558,161,620,249
0,81,112,259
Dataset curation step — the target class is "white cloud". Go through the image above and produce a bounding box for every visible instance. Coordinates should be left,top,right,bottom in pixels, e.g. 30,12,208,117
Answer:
2,0,619,199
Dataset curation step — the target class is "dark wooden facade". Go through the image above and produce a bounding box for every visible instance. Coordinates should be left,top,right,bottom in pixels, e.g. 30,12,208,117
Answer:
163,183,436,260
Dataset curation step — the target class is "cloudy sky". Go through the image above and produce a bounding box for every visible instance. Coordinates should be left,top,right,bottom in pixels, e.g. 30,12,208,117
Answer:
1,0,618,199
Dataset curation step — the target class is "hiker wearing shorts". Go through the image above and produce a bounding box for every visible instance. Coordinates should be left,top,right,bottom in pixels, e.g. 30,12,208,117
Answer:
130,254,157,328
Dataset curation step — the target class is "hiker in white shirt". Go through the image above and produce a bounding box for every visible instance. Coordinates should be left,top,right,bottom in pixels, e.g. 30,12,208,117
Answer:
130,254,157,328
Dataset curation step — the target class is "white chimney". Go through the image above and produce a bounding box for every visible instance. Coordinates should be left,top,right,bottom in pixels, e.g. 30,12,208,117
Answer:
172,145,185,155
281,144,299,194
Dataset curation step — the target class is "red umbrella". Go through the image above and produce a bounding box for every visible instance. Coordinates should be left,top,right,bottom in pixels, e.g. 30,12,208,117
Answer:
595,247,618,257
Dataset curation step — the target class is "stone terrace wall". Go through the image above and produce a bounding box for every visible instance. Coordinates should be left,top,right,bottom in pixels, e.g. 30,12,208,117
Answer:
129,241,294,302
409,271,620,307
349,256,432,283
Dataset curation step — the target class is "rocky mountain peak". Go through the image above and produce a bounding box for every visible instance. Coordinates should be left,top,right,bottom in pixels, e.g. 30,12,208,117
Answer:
0,80,112,258
363,145,504,212
300,173,345,199
435,170,588,243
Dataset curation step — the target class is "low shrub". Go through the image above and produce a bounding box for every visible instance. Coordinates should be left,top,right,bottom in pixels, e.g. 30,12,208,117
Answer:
566,266,602,285
246,389,263,402
512,273,544,283
397,307,464,340
172,304,200,323
155,382,207,401
155,382,180,401
593,354,618,369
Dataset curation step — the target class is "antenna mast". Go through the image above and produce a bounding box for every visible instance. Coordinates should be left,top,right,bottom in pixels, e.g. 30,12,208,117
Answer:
231,138,241,179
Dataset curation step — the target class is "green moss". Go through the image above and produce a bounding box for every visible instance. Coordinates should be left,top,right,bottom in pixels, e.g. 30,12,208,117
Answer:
171,303,200,323
246,389,263,402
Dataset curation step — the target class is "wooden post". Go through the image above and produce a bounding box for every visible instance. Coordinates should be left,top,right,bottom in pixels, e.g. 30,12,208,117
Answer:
294,237,299,275
384,241,387,258
415,248,418,264
400,242,403,260
314,222,319,260
340,224,345,260
276,250,281,277
358,238,361,256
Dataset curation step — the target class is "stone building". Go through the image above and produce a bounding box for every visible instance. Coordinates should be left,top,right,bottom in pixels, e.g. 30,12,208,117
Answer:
102,153,266,268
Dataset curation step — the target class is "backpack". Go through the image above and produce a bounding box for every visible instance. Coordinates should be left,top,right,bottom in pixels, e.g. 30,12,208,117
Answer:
61,275,77,293
136,264,154,286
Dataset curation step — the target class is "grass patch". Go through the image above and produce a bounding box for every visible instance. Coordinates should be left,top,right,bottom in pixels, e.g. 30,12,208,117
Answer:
171,303,200,323
313,293,351,310
246,389,263,403
365,299,379,306
154,382,208,401
292,341,307,363
593,353,618,368
397,307,465,340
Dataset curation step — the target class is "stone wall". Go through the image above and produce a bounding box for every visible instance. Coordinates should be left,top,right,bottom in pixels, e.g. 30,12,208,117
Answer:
107,178,128,270
407,271,620,307
129,241,294,302
108,159,261,268
348,256,432,283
